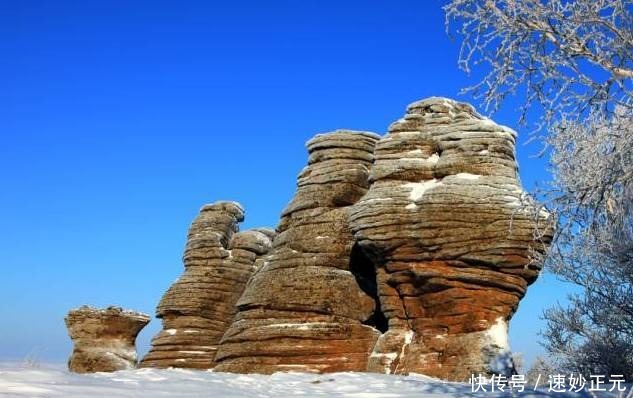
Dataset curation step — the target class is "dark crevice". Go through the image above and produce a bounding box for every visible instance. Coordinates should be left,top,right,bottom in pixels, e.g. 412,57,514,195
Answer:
350,243,389,333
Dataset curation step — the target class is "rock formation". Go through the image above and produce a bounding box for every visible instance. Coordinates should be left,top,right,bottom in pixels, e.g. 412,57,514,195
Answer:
214,130,382,373
134,97,551,381
349,97,552,380
140,201,274,369
65,306,150,373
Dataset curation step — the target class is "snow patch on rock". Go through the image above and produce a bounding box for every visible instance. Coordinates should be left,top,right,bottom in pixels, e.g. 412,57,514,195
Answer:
365,198,394,204
453,173,480,180
426,153,440,164
404,180,442,201
264,322,331,330
395,331,415,373
486,317,509,350
369,352,399,374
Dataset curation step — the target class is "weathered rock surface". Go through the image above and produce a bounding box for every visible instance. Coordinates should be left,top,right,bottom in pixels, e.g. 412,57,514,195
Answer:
349,97,552,380
214,130,383,373
140,201,274,369
65,306,150,373
130,97,550,381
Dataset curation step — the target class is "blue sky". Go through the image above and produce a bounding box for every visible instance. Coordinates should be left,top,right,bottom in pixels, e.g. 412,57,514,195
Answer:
0,0,572,368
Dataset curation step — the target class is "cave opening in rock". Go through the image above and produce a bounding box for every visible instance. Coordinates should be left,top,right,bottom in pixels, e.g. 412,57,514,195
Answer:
350,243,389,333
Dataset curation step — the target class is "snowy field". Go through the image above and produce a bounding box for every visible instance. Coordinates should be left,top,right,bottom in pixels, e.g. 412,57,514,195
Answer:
0,363,631,398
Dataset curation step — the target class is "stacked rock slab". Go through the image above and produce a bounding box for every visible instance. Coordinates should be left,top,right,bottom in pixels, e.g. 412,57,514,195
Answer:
214,130,382,373
140,201,274,369
348,97,552,381
65,306,150,373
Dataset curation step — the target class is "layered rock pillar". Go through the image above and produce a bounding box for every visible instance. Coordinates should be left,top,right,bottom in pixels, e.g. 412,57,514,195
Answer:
131,97,550,381
214,130,382,373
140,201,274,369
65,306,150,373
349,97,552,380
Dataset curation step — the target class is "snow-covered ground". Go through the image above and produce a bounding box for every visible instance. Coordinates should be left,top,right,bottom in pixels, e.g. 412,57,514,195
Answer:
0,363,630,397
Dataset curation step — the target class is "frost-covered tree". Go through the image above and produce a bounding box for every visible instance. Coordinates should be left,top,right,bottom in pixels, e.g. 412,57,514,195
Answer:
526,356,557,387
444,0,633,125
541,110,633,379
445,0,633,379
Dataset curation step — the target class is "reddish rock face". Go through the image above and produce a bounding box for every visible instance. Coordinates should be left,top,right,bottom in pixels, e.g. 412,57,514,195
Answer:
349,97,552,380
65,306,150,373
140,202,274,369
136,97,551,381
213,130,382,373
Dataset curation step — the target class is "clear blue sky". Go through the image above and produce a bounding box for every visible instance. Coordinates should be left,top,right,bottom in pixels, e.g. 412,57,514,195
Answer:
0,0,573,368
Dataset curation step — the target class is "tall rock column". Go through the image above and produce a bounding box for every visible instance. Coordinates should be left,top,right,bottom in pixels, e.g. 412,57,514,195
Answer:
140,201,274,369
349,98,552,381
214,130,382,374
